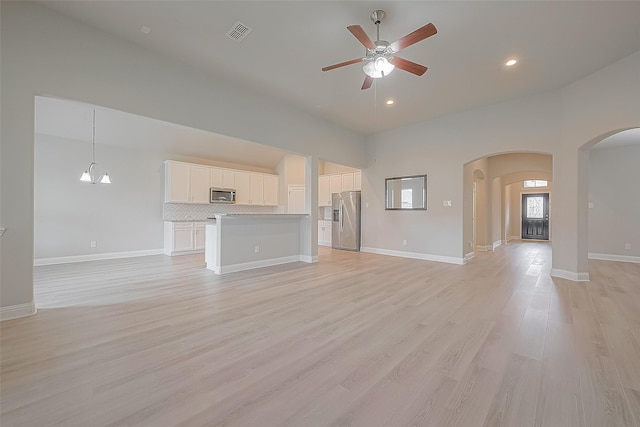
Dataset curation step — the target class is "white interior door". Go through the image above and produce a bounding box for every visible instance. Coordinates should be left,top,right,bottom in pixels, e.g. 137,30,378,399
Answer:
288,185,306,214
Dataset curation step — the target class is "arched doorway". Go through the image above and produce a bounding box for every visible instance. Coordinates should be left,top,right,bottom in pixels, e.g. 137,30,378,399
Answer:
463,152,553,259
580,127,640,265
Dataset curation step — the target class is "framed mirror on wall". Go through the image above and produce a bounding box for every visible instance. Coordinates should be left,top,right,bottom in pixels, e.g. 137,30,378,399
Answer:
385,175,427,210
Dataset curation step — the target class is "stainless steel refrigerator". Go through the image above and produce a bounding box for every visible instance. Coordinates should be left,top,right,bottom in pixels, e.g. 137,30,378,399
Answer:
332,191,361,251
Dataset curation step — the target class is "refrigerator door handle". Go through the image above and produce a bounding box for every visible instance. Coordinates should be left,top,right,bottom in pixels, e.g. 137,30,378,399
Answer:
339,200,344,231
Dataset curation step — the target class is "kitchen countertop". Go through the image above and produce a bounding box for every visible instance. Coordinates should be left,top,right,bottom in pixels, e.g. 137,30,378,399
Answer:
164,219,211,222
165,214,308,222
207,214,308,218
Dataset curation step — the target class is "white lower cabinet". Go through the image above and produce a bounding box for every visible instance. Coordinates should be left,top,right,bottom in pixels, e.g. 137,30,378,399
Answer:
194,224,206,250
318,220,332,246
164,221,207,256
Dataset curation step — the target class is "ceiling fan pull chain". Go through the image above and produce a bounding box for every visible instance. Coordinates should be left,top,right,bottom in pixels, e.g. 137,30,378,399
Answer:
374,80,377,115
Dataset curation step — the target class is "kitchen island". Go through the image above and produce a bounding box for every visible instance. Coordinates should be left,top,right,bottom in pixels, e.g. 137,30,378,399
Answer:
205,214,311,274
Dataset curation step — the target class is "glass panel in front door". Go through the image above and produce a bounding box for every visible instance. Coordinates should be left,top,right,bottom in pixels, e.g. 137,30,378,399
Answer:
526,196,544,219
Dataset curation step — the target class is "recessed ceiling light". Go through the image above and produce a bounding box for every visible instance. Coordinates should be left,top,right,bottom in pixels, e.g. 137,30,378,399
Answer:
385,99,395,105
140,26,151,35
505,58,518,67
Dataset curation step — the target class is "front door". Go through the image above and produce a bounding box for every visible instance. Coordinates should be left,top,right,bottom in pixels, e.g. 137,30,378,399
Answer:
521,193,549,240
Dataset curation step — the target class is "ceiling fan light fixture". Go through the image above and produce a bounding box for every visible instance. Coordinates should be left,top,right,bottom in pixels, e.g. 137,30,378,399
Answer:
363,56,395,78
80,109,111,184
99,173,111,184
322,10,436,89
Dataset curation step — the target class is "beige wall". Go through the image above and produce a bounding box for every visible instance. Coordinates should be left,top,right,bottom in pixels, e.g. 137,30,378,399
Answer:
319,160,360,176
364,47,640,281
0,2,364,315
588,143,640,259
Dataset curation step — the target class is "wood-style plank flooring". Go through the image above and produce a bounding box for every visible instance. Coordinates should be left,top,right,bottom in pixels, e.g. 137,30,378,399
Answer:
2,242,640,426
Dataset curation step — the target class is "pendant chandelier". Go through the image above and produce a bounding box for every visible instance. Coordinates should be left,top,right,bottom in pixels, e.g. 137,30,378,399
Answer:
80,109,111,184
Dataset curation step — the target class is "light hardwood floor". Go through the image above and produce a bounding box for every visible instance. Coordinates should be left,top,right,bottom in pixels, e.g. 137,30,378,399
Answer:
2,242,640,426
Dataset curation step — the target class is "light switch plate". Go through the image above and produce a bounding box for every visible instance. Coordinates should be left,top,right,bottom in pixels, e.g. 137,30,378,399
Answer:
443,200,452,207
588,202,594,209
0,227,6,237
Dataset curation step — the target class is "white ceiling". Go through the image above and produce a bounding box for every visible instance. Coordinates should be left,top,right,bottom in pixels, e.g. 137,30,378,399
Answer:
35,96,289,171
39,1,640,135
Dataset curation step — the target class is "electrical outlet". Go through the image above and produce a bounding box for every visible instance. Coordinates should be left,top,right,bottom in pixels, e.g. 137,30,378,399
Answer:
402,239,407,246
588,202,594,209
625,243,631,250
90,241,97,248
254,245,260,253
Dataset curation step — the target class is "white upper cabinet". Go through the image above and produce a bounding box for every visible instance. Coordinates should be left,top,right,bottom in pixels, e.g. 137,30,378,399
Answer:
165,160,279,206
165,162,190,203
210,168,223,188
234,171,251,205
341,172,354,191
354,171,362,191
222,169,235,188
318,170,361,204
237,172,278,206
249,173,264,205
190,166,211,204
263,174,279,206
211,168,235,189
329,175,342,195
318,175,330,206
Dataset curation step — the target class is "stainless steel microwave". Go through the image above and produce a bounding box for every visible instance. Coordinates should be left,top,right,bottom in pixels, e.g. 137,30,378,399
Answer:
210,188,236,204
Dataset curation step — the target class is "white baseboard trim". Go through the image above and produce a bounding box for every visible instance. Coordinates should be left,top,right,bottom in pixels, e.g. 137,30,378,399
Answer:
493,240,502,250
507,236,520,242
318,243,331,247
1,301,37,321
299,255,319,264
476,245,491,252
551,269,590,282
218,255,305,274
34,249,165,266
361,247,464,265
464,252,475,263
589,253,640,264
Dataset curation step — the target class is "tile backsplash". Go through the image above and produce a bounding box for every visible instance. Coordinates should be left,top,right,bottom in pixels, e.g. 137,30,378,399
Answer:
163,203,281,220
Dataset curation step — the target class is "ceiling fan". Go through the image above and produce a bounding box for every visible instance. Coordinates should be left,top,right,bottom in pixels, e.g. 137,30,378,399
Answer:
322,10,437,90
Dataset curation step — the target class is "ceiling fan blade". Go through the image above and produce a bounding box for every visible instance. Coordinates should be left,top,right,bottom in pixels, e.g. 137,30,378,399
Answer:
322,58,364,72
390,57,428,76
361,76,373,90
347,25,376,50
390,23,437,52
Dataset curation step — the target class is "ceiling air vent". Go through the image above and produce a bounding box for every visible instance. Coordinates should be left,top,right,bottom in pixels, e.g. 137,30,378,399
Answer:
226,21,252,42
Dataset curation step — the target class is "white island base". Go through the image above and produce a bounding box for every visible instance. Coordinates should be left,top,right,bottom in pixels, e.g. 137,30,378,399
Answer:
205,214,312,274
